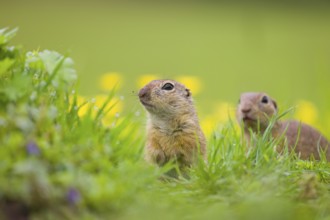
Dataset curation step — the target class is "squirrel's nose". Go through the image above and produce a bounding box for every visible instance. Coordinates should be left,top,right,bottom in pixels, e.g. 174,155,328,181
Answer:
241,107,251,114
138,87,150,100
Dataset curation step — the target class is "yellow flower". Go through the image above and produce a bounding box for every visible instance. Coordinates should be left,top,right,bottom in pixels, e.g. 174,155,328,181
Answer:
201,115,218,138
175,76,202,95
294,100,318,126
214,102,236,123
77,99,89,117
200,102,238,137
137,74,159,89
94,94,123,125
99,72,122,91
69,94,89,117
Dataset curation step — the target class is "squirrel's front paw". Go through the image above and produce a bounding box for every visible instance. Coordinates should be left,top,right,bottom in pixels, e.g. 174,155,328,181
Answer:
146,148,167,166
155,151,167,166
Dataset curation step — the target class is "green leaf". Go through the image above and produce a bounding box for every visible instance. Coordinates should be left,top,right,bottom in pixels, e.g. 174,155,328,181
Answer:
0,27,18,45
0,58,15,76
25,51,45,71
1,74,31,101
39,50,77,85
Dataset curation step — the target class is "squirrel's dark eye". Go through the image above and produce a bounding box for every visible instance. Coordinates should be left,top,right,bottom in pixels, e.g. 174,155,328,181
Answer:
162,83,174,91
261,96,268,104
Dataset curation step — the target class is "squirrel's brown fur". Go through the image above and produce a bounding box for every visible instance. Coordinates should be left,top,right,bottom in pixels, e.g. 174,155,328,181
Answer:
236,92,330,160
139,80,206,170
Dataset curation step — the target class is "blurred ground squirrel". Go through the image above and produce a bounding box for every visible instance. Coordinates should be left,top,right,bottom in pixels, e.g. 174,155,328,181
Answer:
138,79,206,170
236,92,330,160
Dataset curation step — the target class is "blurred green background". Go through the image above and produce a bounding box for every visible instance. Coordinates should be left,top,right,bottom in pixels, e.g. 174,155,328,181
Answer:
1,0,330,115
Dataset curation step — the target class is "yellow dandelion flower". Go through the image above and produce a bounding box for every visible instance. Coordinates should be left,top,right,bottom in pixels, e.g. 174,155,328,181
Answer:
94,94,108,108
69,95,89,117
94,94,123,125
200,102,237,137
137,74,159,88
75,95,86,106
294,100,318,126
201,115,218,138
214,102,236,123
175,76,202,95
99,72,122,91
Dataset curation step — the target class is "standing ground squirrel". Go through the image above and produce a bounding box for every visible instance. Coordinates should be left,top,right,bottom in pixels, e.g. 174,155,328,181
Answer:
236,92,330,160
139,79,206,170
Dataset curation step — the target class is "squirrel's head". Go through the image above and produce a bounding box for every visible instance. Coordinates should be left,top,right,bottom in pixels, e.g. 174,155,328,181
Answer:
138,79,193,117
236,92,278,132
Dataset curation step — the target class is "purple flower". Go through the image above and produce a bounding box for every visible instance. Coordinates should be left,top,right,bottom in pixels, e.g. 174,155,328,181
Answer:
26,141,40,155
66,187,81,205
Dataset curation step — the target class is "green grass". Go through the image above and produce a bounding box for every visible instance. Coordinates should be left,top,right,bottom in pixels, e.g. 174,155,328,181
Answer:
1,28,330,220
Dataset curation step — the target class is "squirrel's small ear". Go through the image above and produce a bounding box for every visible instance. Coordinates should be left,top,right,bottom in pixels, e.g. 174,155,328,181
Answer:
272,99,278,111
185,89,191,97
